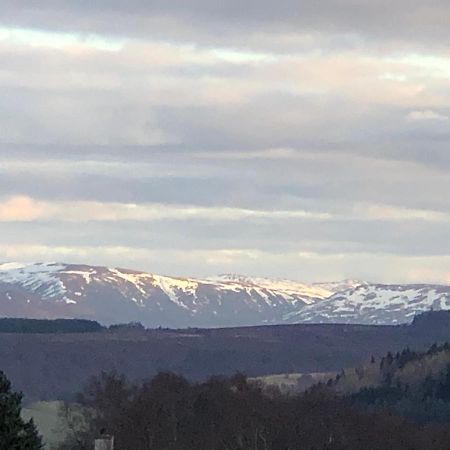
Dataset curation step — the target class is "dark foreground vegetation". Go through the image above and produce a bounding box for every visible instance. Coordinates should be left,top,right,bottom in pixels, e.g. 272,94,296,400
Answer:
0,371,42,449
56,337,450,450
59,370,450,450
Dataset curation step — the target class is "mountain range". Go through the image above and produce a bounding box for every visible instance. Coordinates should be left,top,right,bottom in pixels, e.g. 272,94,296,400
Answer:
0,262,449,327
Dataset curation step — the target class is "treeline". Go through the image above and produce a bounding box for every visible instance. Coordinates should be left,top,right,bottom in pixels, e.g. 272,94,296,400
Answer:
0,318,103,334
0,318,154,334
346,343,450,423
59,371,450,450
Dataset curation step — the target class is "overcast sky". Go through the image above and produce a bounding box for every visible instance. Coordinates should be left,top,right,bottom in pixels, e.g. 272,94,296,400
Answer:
2,1,450,282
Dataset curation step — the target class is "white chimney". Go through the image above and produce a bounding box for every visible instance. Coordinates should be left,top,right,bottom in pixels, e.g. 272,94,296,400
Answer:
94,435,114,450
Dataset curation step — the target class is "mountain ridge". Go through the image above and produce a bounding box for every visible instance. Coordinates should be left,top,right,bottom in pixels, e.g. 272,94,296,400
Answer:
0,262,333,328
1,262,450,327
288,282,450,325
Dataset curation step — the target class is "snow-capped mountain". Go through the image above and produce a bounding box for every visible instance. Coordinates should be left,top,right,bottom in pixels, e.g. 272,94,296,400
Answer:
287,283,450,325
0,263,334,328
1,263,449,327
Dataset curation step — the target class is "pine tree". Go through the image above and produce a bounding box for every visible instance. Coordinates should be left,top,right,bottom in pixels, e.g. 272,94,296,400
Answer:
0,371,42,450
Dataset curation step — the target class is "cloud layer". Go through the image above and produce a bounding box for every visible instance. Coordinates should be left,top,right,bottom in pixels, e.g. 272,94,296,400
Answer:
1,2,450,282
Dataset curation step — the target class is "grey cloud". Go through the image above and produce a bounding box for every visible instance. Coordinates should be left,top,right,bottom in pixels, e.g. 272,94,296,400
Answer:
1,40,449,169
0,172,232,205
3,145,450,214
2,1,450,49
2,214,450,257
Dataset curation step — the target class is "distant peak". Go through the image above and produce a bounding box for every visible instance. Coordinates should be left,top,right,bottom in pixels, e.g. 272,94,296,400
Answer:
0,261,65,271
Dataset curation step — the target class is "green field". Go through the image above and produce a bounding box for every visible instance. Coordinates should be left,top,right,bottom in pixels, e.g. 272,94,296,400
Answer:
22,401,67,450
253,371,336,394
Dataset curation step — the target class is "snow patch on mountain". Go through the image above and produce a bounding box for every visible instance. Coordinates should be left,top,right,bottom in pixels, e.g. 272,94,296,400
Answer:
209,274,331,304
288,283,450,325
62,269,96,284
151,275,198,309
0,262,67,300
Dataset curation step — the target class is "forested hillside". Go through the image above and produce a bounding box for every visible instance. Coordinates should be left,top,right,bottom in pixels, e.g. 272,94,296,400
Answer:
333,341,450,423
0,318,103,334
3,311,450,402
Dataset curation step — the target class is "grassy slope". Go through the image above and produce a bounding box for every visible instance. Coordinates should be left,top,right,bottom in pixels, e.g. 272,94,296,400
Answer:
22,401,67,450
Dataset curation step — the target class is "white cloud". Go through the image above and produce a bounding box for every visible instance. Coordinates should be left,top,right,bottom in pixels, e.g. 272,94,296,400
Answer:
4,196,449,226
2,242,450,284
406,109,449,121
352,203,450,222
0,196,44,221
0,196,332,223
0,26,125,51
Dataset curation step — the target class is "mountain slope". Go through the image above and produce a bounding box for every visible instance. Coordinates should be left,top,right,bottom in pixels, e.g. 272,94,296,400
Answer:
287,283,450,325
2,263,450,327
0,263,332,328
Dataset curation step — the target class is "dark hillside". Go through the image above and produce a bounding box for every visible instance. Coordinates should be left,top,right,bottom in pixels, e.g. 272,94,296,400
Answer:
4,311,450,401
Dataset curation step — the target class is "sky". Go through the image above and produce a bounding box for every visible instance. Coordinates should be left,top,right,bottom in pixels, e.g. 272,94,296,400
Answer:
1,1,450,283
